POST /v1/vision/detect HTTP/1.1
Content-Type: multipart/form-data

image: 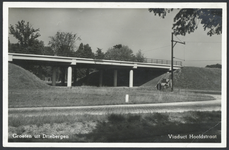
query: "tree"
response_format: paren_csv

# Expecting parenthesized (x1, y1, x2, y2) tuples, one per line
(149, 8, 222, 36)
(9, 20, 40, 47)
(104, 45, 135, 61)
(95, 48, 105, 59)
(83, 44, 94, 58)
(75, 43, 94, 58)
(75, 43, 84, 57)
(25, 40, 45, 54)
(9, 20, 44, 54)
(9, 20, 48, 79)
(206, 63, 221, 69)
(42, 46, 54, 55)
(113, 44, 123, 49)
(48, 32, 80, 56)
(134, 50, 145, 62)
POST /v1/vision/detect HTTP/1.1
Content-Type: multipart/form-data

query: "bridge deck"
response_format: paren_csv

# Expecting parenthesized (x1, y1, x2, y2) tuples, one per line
(8, 53, 181, 70)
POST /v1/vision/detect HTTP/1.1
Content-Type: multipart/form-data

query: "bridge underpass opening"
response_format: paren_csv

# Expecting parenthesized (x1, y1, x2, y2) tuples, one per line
(74, 67, 169, 88)
(50, 66, 135, 88)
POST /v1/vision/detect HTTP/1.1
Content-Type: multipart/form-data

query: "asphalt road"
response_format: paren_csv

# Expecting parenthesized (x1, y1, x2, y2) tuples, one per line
(9, 94, 221, 117)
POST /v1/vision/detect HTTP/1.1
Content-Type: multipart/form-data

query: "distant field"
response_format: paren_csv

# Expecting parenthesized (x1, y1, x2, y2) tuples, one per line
(9, 86, 215, 108)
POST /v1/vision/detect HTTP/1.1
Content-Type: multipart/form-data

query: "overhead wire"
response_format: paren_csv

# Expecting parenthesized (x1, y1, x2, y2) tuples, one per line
(144, 45, 170, 52)
(175, 35, 182, 42)
(186, 59, 221, 61)
(173, 34, 186, 63)
(185, 41, 221, 43)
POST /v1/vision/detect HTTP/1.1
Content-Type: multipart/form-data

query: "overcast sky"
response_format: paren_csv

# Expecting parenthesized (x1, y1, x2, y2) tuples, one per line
(8, 8, 222, 67)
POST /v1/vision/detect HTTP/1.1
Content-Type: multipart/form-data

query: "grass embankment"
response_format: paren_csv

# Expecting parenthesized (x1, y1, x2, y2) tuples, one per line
(9, 111, 221, 142)
(174, 67, 221, 90)
(142, 67, 221, 91)
(9, 86, 214, 108)
(8, 63, 48, 89)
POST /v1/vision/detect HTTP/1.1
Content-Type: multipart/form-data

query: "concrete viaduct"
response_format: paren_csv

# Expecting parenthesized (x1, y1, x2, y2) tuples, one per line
(8, 53, 182, 88)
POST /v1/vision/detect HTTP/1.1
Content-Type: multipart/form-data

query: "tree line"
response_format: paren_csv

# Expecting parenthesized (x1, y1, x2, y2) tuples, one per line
(9, 20, 145, 62)
(8, 20, 145, 82)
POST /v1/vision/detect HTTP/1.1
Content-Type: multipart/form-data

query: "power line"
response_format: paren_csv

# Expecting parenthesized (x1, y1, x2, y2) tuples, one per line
(185, 60, 221, 61)
(185, 41, 221, 43)
(175, 35, 182, 42)
(174, 57, 185, 61)
(144, 45, 170, 52)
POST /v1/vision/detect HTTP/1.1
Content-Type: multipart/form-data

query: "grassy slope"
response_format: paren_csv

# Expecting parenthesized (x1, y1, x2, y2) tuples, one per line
(174, 67, 221, 90)
(8, 63, 48, 89)
(142, 67, 221, 91)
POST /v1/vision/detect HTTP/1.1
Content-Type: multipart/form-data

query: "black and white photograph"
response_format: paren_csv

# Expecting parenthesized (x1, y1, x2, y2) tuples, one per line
(3, 2, 227, 148)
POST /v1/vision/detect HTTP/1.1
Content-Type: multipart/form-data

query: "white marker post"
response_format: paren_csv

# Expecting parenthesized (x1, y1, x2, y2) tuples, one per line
(125, 94, 129, 103)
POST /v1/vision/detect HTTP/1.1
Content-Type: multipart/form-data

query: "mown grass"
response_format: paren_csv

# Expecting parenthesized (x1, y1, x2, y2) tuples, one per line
(9, 86, 215, 108)
(8, 111, 221, 142)
(9, 114, 106, 127)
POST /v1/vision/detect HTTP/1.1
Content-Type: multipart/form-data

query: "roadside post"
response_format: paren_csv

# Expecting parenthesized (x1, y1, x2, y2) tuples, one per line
(125, 94, 129, 103)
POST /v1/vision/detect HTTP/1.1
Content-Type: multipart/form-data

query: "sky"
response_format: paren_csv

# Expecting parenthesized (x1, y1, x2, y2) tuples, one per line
(8, 8, 222, 67)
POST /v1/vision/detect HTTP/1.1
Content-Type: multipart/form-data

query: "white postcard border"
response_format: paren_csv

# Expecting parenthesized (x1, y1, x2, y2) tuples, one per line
(3, 2, 227, 148)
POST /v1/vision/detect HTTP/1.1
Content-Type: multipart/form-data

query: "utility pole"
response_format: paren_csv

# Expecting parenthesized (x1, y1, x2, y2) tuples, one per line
(171, 32, 185, 92)
(171, 33, 174, 92)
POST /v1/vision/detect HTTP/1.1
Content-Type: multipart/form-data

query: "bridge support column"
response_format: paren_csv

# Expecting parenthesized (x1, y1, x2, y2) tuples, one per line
(52, 66, 57, 86)
(99, 70, 103, 87)
(129, 69, 133, 87)
(114, 70, 117, 87)
(67, 66, 72, 87)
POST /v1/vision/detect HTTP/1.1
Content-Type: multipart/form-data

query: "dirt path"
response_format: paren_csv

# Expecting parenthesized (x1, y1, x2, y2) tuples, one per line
(9, 96, 221, 117)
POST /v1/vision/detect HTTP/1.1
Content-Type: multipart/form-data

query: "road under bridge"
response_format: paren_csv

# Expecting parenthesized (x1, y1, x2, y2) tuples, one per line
(8, 53, 182, 87)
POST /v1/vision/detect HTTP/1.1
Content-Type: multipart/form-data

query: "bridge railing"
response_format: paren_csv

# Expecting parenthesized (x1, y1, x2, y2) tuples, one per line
(9, 52, 182, 66)
(143, 58, 182, 66)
